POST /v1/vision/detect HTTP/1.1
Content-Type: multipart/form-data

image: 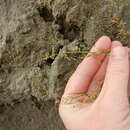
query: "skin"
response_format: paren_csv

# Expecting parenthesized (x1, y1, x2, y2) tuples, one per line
(59, 36, 130, 130)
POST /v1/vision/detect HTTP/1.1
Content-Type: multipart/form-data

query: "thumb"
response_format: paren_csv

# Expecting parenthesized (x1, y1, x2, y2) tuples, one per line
(98, 46, 129, 108)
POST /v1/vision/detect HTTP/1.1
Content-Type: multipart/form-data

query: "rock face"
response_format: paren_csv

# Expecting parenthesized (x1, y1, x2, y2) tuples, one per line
(0, 0, 130, 129)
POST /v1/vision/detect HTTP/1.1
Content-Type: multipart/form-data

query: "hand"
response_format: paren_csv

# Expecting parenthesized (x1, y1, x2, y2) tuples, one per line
(59, 36, 130, 130)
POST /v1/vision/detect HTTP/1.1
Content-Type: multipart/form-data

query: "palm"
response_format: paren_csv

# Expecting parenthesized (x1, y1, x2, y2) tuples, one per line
(59, 36, 130, 130)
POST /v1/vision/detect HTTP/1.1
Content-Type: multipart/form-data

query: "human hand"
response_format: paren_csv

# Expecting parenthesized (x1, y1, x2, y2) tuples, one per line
(59, 36, 130, 130)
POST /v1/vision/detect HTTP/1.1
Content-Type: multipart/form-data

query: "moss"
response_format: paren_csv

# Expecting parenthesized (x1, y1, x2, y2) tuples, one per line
(37, 87, 47, 96)
(43, 47, 58, 62)
(60, 47, 111, 62)
(105, 17, 130, 44)
(61, 87, 130, 106)
(61, 87, 102, 105)
(32, 85, 48, 100)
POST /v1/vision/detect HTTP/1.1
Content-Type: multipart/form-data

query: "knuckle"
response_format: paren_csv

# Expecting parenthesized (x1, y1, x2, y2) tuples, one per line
(108, 63, 127, 75)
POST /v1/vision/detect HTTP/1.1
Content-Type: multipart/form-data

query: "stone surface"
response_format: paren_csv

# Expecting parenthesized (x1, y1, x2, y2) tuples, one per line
(0, 100, 65, 130)
(0, 0, 130, 129)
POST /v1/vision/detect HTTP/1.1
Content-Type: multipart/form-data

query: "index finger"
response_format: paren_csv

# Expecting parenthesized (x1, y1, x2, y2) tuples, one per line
(64, 36, 112, 95)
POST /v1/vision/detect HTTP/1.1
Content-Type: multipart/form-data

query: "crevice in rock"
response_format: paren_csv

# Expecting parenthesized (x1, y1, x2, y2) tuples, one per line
(0, 104, 6, 114)
(46, 57, 54, 65)
(5, 34, 14, 44)
(45, 45, 63, 66)
(38, 6, 54, 22)
(55, 15, 66, 35)
(67, 24, 80, 41)
(31, 95, 41, 109)
(12, 99, 21, 104)
(55, 15, 80, 42)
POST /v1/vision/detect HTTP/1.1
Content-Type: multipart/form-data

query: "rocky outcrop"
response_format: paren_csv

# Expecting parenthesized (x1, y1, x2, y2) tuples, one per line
(0, 0, 130, 129)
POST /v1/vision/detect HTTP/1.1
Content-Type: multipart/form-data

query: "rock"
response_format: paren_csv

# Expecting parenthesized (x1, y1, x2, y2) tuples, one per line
(0, 100, 65, 130)
(0, 0, 130, 129)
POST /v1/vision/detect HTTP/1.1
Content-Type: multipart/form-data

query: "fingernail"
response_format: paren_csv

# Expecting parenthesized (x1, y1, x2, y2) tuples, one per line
(112, 46, 126, 59)
(95, 36, 110, 48)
